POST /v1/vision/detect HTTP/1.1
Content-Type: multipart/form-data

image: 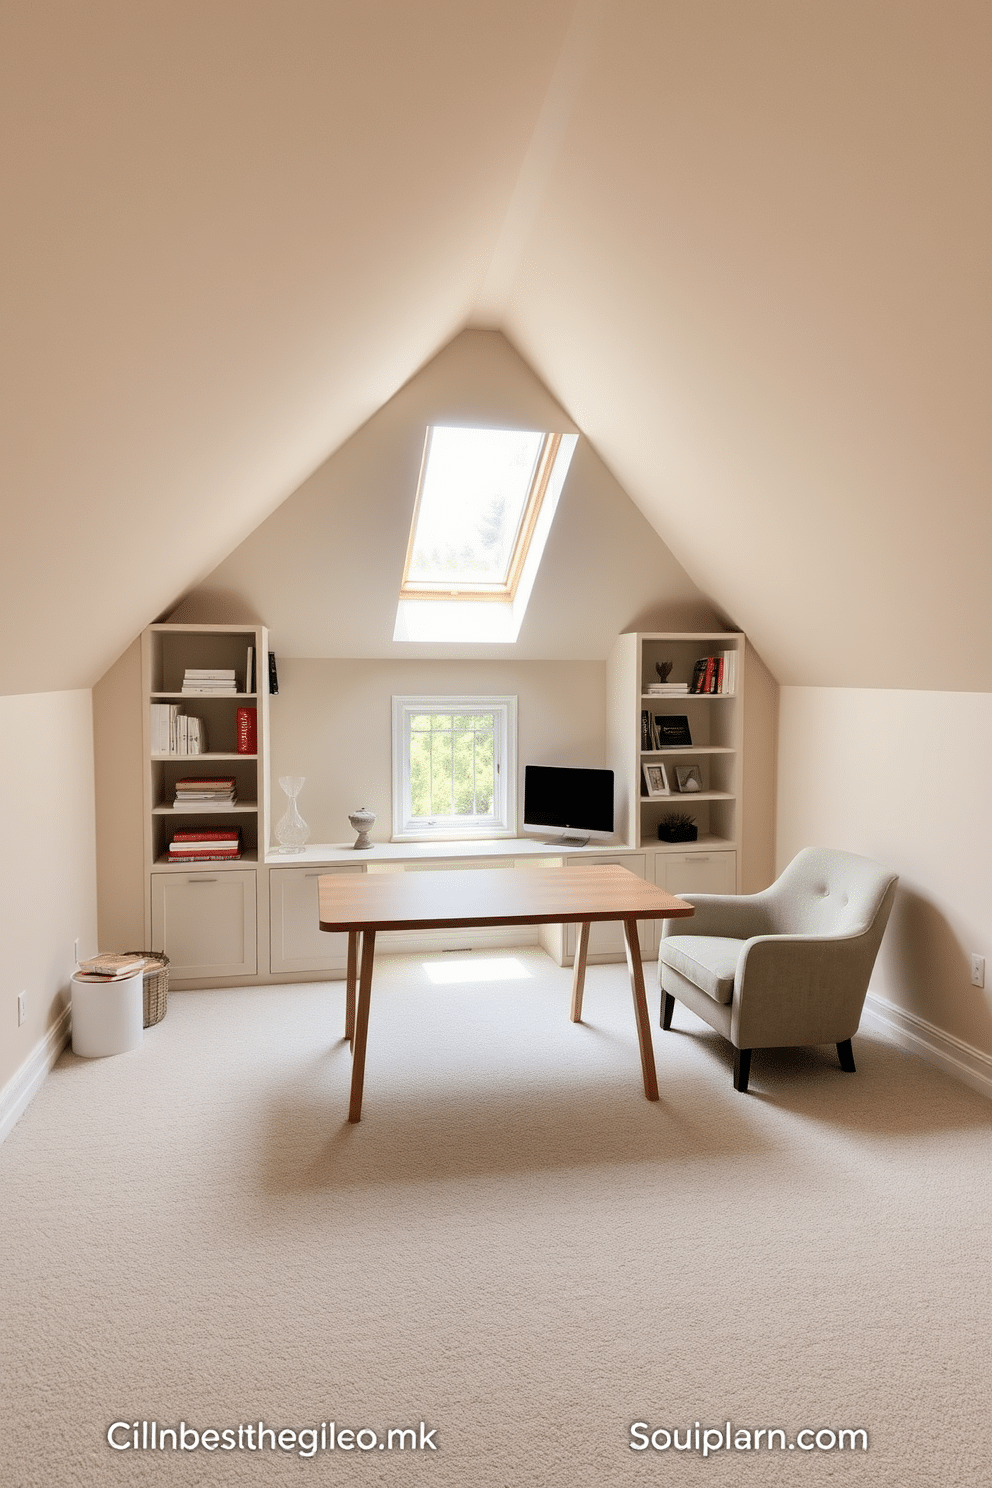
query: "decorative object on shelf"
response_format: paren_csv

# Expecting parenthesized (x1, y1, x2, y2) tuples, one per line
(675, 764, 703, 793)
(275, 776, 309, 852)
(348, 806, 376, 850)
(642, 763, 671, 798)
(658, 812, 698, 842)
(655, 661, 673, 683)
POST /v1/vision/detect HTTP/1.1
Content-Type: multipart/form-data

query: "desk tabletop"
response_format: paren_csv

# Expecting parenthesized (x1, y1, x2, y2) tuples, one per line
(318, 862, 694, 933)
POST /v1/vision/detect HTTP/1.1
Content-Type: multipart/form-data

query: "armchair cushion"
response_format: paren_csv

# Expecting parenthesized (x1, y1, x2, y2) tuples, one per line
(659, 935, 744, 1005)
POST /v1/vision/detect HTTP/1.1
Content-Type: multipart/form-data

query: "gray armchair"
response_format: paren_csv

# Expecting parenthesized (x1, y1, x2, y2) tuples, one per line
(658, 847, 898, 1092)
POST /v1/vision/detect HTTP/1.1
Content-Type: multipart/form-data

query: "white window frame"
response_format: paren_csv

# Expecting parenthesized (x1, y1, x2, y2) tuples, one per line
(391, 695, 517, 842)
(392, 430, 578, 644)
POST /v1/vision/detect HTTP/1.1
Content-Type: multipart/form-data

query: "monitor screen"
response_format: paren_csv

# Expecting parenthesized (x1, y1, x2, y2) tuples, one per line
(522, 765, 615, 845)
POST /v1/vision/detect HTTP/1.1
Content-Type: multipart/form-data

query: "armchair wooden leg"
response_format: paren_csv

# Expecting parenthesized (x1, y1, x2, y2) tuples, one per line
(733, 1048, 752, 1093)
(837, 1038, 856, 1073)
(661, 992, 675, 1030)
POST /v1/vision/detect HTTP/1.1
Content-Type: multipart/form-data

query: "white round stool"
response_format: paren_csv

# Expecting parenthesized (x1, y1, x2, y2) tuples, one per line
(71, 971, 144, 1057)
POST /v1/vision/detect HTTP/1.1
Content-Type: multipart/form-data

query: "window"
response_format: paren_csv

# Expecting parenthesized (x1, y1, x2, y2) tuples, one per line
(391, 695, 517, 840)
(393, 425, 577, 643)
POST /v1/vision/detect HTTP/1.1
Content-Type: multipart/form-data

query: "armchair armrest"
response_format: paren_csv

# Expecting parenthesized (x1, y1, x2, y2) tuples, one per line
(662, 891, 776, 942)
(732, 931, 880, 1049)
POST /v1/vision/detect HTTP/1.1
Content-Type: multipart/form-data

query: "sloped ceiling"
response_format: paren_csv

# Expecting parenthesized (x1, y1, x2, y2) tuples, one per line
(169, 329, 724, 655)
(3, 1, 990, 693)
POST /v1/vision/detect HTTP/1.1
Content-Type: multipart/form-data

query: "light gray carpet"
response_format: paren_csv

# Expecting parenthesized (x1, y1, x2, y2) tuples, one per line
(2, 947, 990, 1486)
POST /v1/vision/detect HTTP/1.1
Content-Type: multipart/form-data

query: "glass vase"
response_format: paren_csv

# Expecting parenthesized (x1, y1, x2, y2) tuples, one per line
(275, 776, 310, 853)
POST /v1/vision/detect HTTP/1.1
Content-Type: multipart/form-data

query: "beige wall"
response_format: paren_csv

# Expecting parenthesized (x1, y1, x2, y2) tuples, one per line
(777, 686, 992, 1059)
(740, 641, 778, 894)
(0, 691, 98, 1101)
(269, 657, 607, 847)
(93, 640, 145, 952)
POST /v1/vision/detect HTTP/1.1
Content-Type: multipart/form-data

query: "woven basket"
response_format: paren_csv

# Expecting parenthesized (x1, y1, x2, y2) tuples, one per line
(124, 952, 170, 1028)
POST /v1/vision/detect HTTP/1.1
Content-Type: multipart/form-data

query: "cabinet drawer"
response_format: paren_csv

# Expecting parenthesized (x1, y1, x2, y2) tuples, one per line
(151, 869, 257, 980)
(269, 864, 364, 974)
(654, 850, 737, 897)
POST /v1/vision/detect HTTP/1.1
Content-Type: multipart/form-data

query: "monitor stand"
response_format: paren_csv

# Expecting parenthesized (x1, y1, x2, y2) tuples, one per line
(552, 833, 591, 848)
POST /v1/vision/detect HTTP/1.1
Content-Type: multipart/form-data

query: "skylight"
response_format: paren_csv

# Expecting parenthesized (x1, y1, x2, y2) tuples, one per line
(394, 424, 577, 643)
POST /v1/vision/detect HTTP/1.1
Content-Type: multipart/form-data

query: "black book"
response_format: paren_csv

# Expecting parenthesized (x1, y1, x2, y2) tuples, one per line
(268, 652, 279, 696)
(641, 710, 652, 750)
(655, 714, 692, 748)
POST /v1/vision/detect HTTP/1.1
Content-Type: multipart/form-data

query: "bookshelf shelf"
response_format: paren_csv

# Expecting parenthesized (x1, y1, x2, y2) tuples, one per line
(151, 752, 257, 762)
(152, 802, 260, 814)
(638, 790, 733, 804)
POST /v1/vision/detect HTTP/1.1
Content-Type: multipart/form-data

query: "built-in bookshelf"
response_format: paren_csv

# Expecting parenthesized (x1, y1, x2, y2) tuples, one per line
(607, 632, 744, 879)
(141, 624, 270, 870)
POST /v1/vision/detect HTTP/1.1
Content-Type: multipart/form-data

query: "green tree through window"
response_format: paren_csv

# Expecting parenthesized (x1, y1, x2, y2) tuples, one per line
(392, 695, 516, 840)
(408, 714, 495, 819)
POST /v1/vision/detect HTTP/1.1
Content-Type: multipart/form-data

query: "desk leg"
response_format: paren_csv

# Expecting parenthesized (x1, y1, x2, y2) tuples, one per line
(570, 921, 591, 1022)
(345, 931, 359, 1045)
(348, 929, 376, 1123)
(623, 917, 659, 1102)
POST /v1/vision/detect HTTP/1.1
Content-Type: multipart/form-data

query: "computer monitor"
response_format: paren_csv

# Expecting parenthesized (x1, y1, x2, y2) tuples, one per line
(522, 764, 615, 846)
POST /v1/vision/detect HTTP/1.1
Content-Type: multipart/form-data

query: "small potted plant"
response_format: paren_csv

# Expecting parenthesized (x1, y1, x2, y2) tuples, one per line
(658, 811, 697, 843)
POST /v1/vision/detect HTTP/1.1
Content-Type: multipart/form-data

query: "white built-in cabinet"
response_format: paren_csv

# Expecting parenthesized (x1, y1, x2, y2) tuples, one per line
(654, 850, 737, 897)
(139, 624, 746, 984)
(269, 864, 362, 975)
(151, 870, 257, 980)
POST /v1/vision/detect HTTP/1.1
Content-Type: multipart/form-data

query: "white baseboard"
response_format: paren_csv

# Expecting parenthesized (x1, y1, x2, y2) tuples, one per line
(863, 992, 992, 1101)
(0, 1007, 72, 1147)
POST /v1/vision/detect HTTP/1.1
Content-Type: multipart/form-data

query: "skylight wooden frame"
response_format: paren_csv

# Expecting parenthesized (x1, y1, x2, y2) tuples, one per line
(399, 429, 563, 603)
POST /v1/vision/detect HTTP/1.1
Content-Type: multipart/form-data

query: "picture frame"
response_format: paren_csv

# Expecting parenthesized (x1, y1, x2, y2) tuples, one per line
(675, 764, 703, 794)
(642, 762, 670, 798)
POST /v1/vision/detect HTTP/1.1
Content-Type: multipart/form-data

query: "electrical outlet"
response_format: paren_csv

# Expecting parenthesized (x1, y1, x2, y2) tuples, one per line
(970, 954, 985, 989)
(17, 992, 26, 1026)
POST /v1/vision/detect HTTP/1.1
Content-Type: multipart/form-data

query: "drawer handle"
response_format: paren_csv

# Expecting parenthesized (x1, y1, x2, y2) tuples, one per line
(186, 876, 218, 883)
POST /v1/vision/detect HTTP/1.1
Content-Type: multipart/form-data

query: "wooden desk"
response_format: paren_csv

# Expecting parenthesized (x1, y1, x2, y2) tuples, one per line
(318, 863, 694, 1121)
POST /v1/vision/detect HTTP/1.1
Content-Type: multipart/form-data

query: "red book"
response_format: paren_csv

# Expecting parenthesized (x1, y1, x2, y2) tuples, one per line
(171, 830, 241, 842)
(237, 707, 257, 754)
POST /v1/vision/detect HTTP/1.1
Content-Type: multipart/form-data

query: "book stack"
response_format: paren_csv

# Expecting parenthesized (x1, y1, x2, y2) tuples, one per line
(168, 829, 242, 863)
(173, 776, 237, 808)
(75, 952, 147, 983)
(181, 667, 238, 696)
(645, 680, 689, 696)
(689, 651, 737, 694)
(150, 704, 205, 754)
